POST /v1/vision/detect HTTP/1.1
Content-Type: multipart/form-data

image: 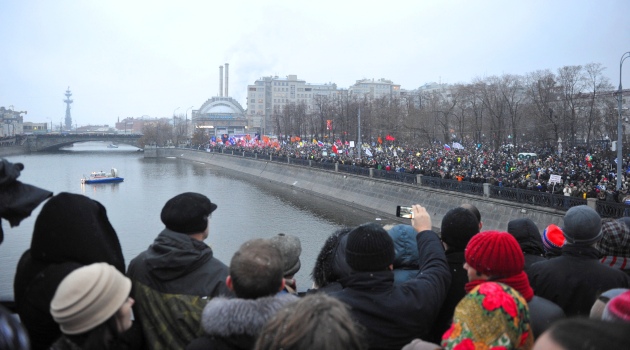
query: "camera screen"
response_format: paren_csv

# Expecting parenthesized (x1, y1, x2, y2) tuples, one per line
(396, 206, 413, 218)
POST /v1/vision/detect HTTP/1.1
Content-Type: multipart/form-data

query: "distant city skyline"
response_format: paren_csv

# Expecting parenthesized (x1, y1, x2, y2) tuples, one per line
(1, 0, 629, 126)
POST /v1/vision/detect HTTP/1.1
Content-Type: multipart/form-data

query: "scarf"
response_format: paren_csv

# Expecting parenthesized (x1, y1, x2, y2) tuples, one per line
(600, 256, 630, 271)
(465, 271, 534, 301)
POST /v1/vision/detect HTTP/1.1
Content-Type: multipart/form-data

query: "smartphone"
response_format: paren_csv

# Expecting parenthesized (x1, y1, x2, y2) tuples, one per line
(396, 205, 413, 218)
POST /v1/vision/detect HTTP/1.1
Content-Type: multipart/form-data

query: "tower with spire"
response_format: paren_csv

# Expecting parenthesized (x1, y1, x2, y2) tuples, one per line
(64, 87, 73, 130)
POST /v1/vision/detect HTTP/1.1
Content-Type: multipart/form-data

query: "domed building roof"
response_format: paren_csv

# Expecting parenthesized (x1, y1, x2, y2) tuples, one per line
(197, 97, 245, 118)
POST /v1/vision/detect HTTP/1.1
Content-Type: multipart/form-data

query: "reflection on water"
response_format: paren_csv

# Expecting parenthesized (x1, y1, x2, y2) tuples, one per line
(0, 142, 401, 299)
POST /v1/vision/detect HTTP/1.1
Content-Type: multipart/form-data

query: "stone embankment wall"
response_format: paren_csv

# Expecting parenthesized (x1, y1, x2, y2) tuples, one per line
(147, 148, 567, 232)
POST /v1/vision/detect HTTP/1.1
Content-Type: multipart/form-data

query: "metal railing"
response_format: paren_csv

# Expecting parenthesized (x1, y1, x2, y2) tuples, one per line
(372, 169, 417, 184)
(489, 186, 587, 210)
(420, 176, 485, 196)
(596, 200, 629, 218)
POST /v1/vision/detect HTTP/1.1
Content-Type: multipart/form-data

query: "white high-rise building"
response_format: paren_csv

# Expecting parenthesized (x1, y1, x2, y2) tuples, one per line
(348, 78, 401, 99)
(247, 75, 337, 136)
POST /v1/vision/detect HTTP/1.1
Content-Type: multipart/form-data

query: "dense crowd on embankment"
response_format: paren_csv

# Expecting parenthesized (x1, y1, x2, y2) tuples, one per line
(207, 138, 630, 205)
(2, 156, 630, 350)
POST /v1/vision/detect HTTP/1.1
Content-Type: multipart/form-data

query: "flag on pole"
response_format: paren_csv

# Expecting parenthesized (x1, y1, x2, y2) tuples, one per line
(444, 144, 451, 150)
(365, 148, 373, 157)
(452, 142, 464, 150)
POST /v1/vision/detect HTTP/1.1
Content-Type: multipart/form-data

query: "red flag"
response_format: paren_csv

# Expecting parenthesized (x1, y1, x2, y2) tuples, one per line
(332, 145, 338, 154)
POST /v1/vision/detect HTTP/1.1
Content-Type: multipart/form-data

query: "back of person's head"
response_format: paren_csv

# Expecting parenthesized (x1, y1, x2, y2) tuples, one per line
(311, 227, 353, 288)
(345, 223, 394, 272)
(30, 192, 125, 272)
(229, 239, 284, 299)
(465, 231, 524, 278)
(255, 293, 366, 350)
(50, 263, 132, 349)
(268, 233, 302, 278)
(602, 290, 630, 323)
(534, 318, 630, 350)
(442, 282, 533, 350)
(460, 203, 481, 224)
(440, 207, 479, 251)
(0, 305, 30, 350)
(160, 192, 217, 234)
(596, 219, 630, 258)
(590, 288, 630, 320)
(562, 205, 602, 246)
(542, 224, 565, 257)
(506, 218, 545, 256)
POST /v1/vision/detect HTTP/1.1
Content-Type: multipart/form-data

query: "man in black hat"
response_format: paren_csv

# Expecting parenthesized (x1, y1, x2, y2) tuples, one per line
(329, 205, 450, 350)
(127, 192, 231, 350)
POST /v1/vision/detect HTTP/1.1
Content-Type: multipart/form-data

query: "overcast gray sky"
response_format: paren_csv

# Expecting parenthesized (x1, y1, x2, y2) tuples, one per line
(2, 0, 629, 127)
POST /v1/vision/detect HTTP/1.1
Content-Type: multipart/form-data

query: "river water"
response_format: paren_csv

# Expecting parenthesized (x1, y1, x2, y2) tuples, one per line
(0, 142, 403, 299)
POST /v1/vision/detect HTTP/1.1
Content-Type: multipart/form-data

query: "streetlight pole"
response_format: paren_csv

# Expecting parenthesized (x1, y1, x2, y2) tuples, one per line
(173, 107, 180, 146)
(185, 106, 193, 140)
(616, 52, 630, 190)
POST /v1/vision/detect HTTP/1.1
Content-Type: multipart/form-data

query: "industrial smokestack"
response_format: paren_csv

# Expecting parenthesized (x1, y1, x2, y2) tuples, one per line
(225, 63, 229, 97)
(219, 66, 224, 97)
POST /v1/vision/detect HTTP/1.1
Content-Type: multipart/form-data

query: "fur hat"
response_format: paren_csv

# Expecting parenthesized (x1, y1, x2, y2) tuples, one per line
(346, 223, 395, 272)
(465, 231, 524, 277)
(50, 263, 131, 335)
(269, 233, 302, 277)
(160, 192, 217, 234)
(562, 205, 602, 245)
(542, 224, 565, 255)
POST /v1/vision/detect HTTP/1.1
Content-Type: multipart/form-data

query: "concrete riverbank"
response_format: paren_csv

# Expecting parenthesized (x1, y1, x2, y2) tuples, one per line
(146, 148, 566, 232)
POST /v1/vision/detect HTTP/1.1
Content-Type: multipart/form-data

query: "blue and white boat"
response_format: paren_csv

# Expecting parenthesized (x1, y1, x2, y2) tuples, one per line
(81, 168, 124, 184)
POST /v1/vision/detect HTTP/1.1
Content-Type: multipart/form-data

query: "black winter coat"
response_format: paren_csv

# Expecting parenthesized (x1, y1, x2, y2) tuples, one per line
(13, 193, 126, 350)
(528, 244, 630, 317)
(127, 229, 231, 350)
(330, 230, 450, 350)
(428, 250, 468, 344)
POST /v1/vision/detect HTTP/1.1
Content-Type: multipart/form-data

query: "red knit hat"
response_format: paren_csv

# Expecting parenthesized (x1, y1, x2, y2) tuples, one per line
(465, 231, 524, 277)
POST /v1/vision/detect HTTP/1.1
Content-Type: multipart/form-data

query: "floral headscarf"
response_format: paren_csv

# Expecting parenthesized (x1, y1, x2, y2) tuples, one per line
(442, 282, 534, 350)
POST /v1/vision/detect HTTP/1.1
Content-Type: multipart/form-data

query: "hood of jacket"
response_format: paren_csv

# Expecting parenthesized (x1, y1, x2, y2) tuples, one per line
(29, 192, 125, 272)
(200, 294, 298, 337)
(144, 228, 215, 281)
(388, 224, 420, 269)
(507, 218, 545, 257)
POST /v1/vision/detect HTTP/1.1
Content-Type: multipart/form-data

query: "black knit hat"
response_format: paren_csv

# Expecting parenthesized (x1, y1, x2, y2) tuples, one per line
(345, 223, 395, 271)
(160, 192, 217, 234)
(440, 207, 479, 250)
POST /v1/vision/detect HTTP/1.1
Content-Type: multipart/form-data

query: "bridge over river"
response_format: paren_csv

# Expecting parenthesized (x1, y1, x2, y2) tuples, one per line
(23, 133, 143, 151)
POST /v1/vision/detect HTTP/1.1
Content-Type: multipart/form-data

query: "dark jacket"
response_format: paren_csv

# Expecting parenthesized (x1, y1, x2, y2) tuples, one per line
(330, 230, 450, 350)
(186, 294, 298, 350)
(507, 218, 547, 270)
(127, 229, 231, 350)
(428, 250, 468, 343)
(528, 296, 565, 339)
(13, 193, 126, 350)
(528, 244, 630, 317)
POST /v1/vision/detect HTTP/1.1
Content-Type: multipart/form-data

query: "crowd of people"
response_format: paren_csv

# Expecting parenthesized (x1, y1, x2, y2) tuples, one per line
(2, 157, 630, 350)
(209, 138, 630, 204)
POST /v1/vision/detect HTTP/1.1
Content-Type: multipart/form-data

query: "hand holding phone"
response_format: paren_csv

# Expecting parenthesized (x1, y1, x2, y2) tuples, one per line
(396, 205, 413, 218)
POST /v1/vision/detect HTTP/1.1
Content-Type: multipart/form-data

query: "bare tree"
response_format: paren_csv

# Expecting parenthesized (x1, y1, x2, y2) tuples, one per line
(557, 65, 584, 145)
(582, 63, 614, 146)
(525, 70, 559, 145)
